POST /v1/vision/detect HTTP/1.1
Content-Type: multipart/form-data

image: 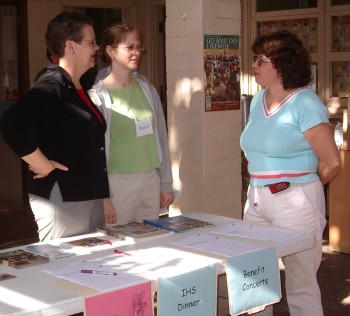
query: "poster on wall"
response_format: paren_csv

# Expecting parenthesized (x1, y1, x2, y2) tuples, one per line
(204, 34, 240, 112)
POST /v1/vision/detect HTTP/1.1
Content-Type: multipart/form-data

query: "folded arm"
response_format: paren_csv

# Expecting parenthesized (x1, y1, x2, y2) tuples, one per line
(304, 123, 340, 185)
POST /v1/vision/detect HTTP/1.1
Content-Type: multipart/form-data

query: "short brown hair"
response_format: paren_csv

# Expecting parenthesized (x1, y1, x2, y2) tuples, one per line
(46, 12, 94, 58)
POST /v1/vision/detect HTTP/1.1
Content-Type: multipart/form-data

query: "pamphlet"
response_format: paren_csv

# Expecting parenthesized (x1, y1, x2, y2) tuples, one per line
(66, 237, 117, 248)
(97, 221, 174, 241)
(143, 215, 215, 233)
(25, 244, 75, 259)
(0, 249, 49, 269)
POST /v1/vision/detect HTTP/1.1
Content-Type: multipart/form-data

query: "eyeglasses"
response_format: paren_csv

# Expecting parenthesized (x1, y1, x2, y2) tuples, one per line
(82, 39, 98, 47)
(117, 44, 145, 53)
(253, 55, 272, 67)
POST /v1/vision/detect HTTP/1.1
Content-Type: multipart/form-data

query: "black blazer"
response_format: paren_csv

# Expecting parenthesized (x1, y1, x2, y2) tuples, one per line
(0, 65, 109, 201)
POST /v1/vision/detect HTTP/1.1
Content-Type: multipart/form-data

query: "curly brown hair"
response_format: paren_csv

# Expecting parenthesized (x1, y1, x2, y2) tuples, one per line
(251, 30, 312, 89)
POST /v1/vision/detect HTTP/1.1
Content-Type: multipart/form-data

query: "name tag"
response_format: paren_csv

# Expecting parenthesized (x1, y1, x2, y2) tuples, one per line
(136, 119, 153, 137)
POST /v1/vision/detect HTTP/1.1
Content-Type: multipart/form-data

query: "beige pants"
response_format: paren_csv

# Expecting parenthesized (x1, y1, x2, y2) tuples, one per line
(108, 169, 160, 224)
(244, 180, 326, 316)
(29, 183, 104, 241)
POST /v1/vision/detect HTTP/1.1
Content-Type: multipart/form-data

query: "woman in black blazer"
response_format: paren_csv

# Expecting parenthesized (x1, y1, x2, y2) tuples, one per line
(0, 12, 110, 241)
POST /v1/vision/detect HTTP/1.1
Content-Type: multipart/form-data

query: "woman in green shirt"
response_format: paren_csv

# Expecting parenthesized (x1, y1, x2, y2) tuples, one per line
(89, 23, 174, 225)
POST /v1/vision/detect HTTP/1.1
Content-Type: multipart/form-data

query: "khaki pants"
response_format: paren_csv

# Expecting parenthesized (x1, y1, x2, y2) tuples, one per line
(108, 169, 160, 225)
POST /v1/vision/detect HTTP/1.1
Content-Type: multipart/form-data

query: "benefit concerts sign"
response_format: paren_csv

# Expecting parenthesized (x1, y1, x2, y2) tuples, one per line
(204, 35, 240, 112)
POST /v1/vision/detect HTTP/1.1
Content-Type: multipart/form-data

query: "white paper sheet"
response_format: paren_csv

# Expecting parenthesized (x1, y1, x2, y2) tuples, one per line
(45, 257, 147, 292)
(209, 223, 304, 243)
(169, 233, 264, 257)
(45, 248, 220, 289)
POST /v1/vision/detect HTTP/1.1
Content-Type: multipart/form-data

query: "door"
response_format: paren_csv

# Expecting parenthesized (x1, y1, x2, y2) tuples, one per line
(0, 0, 29, 208)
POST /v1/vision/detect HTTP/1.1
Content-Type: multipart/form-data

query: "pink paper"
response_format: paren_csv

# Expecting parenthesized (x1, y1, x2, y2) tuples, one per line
(85, 281, 153, 316)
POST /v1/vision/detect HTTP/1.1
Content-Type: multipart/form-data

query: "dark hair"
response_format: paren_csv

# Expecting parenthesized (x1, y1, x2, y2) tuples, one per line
(251, 30, 312, 89)
(45, 12, 94, 57)
(99, 23, 143, 65)
(45, 48, 52, 61)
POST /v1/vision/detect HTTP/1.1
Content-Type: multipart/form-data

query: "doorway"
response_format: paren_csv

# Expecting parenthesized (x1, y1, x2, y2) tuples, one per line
(0, 0, 29, 209)
(0, 1, 38, 249)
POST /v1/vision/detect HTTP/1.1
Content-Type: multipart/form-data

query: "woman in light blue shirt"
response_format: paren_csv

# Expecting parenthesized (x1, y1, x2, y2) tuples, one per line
(240, 31, 340, 316)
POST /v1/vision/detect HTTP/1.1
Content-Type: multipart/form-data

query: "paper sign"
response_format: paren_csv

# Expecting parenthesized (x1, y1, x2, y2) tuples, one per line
(158, 264, 217, 316)
(226, 247, 281, 315)
(85, 281, 153, 316)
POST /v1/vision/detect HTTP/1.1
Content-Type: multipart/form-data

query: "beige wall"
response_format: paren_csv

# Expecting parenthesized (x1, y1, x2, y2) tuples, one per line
(25, 0, 243, 219)
(166, 0, 243, 219)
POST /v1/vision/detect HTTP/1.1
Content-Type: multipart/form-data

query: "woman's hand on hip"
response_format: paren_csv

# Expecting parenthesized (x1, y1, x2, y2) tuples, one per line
(22, 148, 68, 179)
(30, 160, 69, 179)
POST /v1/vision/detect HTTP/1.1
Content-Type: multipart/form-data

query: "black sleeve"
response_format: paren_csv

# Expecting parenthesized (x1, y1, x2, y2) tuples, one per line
(0, 80, 60, 158)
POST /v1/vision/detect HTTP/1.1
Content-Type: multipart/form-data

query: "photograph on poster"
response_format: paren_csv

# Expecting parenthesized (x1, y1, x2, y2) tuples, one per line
(204, 34, 240, 112)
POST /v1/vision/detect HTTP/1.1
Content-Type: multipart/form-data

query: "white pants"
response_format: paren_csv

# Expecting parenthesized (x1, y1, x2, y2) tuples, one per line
(108, 169, 160, 225)
(29, 183, 104, 241)
(244, 180, 326, 316)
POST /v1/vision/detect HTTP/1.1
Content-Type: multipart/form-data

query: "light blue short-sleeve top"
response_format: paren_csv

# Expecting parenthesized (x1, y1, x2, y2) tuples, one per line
(240, 87, 329, 186)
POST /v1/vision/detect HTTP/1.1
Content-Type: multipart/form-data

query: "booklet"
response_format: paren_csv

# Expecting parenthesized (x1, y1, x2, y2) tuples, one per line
(0, 273, 17, 281)
(97, 221, 174, 241)
(0, 249, 49, 269)
(66, 236, 117, 248)
(143, 215, 215, 233)
(25, 244, 76, 260)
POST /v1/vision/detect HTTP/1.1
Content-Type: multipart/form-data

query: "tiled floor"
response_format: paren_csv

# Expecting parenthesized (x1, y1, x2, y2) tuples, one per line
(317, 244, 350, 315)
(274, 233, 350, 315)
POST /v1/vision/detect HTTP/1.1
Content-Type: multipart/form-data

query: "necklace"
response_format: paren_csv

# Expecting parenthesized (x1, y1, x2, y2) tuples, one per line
(114, 78, 132, 88)
(114, 80, 150, 122)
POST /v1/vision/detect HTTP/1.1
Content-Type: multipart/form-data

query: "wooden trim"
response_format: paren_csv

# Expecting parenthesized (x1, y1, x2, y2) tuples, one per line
(326, 0, 350, 12)
(251, 6, 321, 19)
